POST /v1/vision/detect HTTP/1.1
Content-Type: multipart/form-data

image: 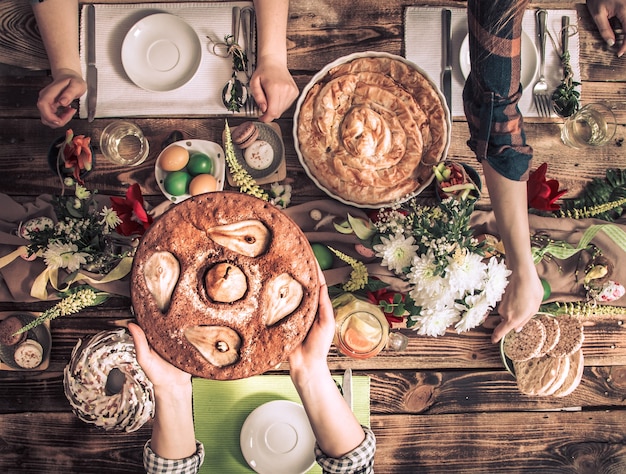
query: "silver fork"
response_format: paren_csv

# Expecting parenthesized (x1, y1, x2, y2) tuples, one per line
(533, 9, 551, 117)
(241, 7, 258, 116)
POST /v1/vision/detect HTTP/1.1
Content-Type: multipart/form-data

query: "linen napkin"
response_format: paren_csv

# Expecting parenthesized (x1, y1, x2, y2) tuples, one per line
(192, 374, 371, 474)
(404, 7, 581, 118)
(78, 1, 252, 119)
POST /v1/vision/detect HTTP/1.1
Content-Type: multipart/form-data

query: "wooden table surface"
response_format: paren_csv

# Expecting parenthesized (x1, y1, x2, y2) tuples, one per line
(1, 0, 626, 472)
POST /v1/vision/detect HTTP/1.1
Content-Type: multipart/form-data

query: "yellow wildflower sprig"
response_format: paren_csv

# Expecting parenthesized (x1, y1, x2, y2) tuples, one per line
(557, 198, 626, 219)
(540, 301, 620, 318)
(328, 246, 368, 291)
(14, 286, 108, 335)
(224, 121, 268, 201)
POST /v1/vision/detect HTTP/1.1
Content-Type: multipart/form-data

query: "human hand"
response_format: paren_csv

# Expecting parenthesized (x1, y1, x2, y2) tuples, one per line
(587, 0, 626, 57)
(288, 266, 335, 381)
(491, 268, 544, 343)
(249, 55, 299, 122)
(128, 322, 192, 393)
(37, 68, 86, 128)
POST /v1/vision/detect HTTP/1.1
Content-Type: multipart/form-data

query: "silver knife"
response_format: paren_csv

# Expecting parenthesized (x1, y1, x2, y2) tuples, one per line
(441, 8, 452, 111)
(86, 4, 97, 123)
(342, 368, 353, 411)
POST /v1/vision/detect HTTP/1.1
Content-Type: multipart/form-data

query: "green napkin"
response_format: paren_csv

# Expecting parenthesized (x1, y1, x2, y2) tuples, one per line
(192, 374, 370, 473)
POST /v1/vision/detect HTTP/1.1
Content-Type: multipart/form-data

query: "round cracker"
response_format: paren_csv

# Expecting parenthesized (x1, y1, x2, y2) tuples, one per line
(553, 349, 584, 397)
(541, 355, 570, 396)
(548, 316, 584, 358)
(514, 355, 560, 396)
(503, 318, 546, 362)
(535, 314, 561, 357)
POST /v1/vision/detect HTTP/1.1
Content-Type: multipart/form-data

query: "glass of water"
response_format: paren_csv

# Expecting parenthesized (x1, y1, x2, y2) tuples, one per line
(99, 121, 150, 166)
(561, 103, 617, 148)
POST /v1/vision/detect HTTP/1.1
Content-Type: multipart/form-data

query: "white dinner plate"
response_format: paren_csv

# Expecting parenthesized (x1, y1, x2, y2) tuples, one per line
(155, 139, 225, 203)
(121, 13, 202, 92)
(459, 30, 539, 91)
(240, 400, 316, 474)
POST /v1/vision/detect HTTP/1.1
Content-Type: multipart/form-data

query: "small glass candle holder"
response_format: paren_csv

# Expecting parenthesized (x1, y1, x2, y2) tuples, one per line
(99, 120, 150, 166)
(561, 103, 617, 148)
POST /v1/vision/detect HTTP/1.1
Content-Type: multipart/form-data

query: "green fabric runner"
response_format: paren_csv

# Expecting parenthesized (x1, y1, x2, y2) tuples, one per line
(192, 374, 370, 473)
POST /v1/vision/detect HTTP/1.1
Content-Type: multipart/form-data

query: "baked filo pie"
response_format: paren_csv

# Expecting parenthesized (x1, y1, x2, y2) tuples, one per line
(295, 52, 450, 208)
(131, 192, 320, 380)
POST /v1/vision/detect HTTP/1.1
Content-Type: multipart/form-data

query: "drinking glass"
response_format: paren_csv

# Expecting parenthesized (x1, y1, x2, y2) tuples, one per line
(99, 121, 150, 166)
(332, 294, 390, 359)
(561, 103, 617, 148)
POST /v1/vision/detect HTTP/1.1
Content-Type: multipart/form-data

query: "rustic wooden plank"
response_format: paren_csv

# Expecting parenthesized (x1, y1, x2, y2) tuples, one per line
(371, 410, 626, 473)
(0, 412, 147, 474)
(2, 410, 625, 473)
(1, 366, 625, 415)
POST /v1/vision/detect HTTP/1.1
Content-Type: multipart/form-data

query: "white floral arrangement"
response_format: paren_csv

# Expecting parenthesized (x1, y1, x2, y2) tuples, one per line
(339, 197, 510, 337)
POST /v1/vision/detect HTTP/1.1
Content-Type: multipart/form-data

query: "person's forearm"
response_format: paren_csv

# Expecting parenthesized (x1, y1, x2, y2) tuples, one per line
(150, 384, 197, 460)
(483, 162, 535, 274)
(291, 364, 365, 458)
(253, 0, 289, 65)
(32, 0, 82, 76)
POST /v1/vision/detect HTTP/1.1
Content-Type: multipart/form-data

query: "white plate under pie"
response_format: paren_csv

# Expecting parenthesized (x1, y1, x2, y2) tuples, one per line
(240, 400, 316, 474)
(459, 30, 539, 91)
(155, 139, 226, 203)
(121, 13, 202, 92)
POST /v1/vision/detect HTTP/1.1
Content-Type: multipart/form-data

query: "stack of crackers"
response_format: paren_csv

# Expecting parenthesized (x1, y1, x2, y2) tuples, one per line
(503, 314, 585, 397)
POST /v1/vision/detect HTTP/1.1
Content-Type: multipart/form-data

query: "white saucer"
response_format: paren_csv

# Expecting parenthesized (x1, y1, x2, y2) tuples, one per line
(459, 30, 539, 91)
(240, 400, 316, 474)
(155, 139, 225, 203)
(121, 13, 202, 92)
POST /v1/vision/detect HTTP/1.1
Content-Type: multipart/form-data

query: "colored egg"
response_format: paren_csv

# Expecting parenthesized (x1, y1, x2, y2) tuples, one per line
(189, 174, 218, 195)
(158, 145, 189, 171)
(164, 170, 192, 196)
(311, 243, 334, 270)
(187, 152, 214, 175)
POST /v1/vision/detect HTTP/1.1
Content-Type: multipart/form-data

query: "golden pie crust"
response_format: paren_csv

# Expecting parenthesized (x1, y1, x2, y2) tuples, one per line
(130, 192, 320, 380)
(296, 54, 449, 207)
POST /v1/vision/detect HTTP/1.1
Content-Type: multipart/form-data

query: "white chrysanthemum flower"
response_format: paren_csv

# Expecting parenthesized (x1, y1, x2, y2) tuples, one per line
(100, 206, 122, 231)
(482, 257, 511, 306)
(407, 251, 446, 298)
(74, 184, 91, 200)
(43, 242, 88, 272)
(454, 294, 490, 333)
(446, 250, 487, 299)
(410, 306, 460, 337)
(373, 232, 419, 274)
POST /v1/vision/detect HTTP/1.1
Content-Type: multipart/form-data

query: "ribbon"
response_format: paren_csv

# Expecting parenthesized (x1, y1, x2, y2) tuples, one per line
(29, 256, 133, 300)
(533, 223, 626, 264)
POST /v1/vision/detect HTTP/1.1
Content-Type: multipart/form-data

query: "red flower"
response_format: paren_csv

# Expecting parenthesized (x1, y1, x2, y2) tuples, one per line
(366, 288, 406, 324)
(61, 129, 92, 184)
(527, 163, 567, 211)
(110, 184, 153, 236)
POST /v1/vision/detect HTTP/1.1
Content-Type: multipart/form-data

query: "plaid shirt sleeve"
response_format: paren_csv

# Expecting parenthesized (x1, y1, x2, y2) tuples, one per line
(462, 0, 533, 181)
(315, 426, 376, 474)
(143, 440, 205, 474)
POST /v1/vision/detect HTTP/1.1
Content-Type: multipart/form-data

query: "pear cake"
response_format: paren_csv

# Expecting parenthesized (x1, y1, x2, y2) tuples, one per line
(295, 53, 449, 207)
(131, 192, 320, 380)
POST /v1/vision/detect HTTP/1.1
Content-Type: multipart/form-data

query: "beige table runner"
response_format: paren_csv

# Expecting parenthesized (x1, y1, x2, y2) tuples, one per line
(78, 1, 252, 119)
(405, 7, 581, 118)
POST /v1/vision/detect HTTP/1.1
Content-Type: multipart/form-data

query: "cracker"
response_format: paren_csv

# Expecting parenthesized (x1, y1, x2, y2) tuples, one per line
(503, 318, 546, 362)
(553, 349, 585, 397)
(548, 316, 584, 358)
(535, 314, 560, 357)
(541, 355, 571, 396)
(514, 355, 560, 396)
